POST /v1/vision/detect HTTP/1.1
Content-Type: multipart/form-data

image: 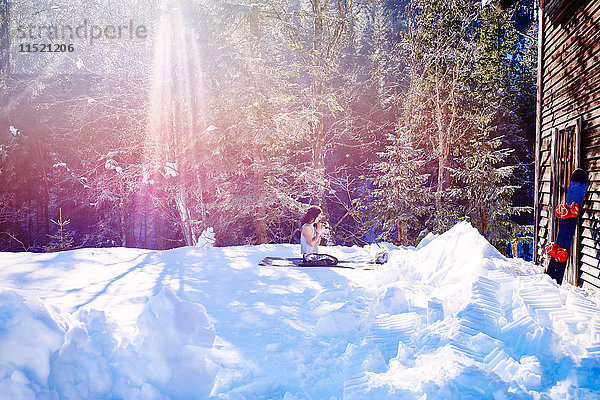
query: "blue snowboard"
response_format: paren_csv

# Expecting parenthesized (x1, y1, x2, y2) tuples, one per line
(546, 168, 589, 284)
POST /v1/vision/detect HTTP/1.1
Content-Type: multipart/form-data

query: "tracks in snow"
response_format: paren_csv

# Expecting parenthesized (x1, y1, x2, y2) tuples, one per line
(343, 313, 420, 399)
(342, 268, 600, 398)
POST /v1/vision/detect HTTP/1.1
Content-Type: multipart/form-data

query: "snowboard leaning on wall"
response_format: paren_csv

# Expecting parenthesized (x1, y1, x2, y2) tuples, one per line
(545, 168, 589, 285)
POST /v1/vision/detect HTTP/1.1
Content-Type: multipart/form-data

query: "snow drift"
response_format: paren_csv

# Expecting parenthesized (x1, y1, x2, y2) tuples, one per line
(0, 222, 599, 399)
(0, 288, 216, 400)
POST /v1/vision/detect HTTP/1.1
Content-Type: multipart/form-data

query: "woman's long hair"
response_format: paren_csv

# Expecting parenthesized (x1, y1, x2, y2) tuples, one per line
(301, 206, 322, 226)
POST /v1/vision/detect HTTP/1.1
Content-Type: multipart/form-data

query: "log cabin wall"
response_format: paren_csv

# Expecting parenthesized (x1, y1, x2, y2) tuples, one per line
(535, 0, 600, 291)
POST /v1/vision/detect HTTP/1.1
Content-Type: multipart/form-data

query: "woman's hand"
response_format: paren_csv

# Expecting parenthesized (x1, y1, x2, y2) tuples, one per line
(315, 222, 323, 235)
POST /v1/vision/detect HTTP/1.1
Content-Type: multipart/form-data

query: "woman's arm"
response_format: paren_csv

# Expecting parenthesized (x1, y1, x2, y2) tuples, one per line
(302, 224, 321, 247)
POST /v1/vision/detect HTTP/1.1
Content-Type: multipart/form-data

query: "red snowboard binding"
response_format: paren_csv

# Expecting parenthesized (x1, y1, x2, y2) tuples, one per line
(554, 202, 580, 219)
(544, 242, 569, 263)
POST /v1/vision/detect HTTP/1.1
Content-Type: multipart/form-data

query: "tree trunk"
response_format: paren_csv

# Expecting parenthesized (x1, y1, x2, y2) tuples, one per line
(174, 186, 194, 246)
(254, 145, 269, 244)
(312, 118, 327, 210)
(396, 220, 408, 246)
(143, 200, 148, 248)
(255, 210, 268, 244)
(125, 211, 136, 248)
(37, 140, 51, 239)
(480, 172, 487, 237)
(120, 203, 127, 246)
(434, 77, 447, 228)
(310, 0, 327, 211)
(436, 131, 446, 214)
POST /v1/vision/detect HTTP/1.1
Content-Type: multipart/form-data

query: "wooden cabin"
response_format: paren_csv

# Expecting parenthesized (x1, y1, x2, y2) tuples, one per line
(532, 0, 600, 291)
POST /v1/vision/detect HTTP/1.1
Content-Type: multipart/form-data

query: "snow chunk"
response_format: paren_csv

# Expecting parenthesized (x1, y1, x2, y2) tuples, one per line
(49, 310, 116, 399)
(376, 285, 409, 315)
(417, 221, 503, 282)
(515, 355, 542, 389)
(0, 370, 36, 400)
(105, 159, 122, 174)
(414, 221, 505, 314)
(164, 162, 178, 178)
(0, 287, 218, 399)
(427, 297, 444, 324)
(416, 231, 438, 249)
(116, 288, 217, 399)
(315, 307, 361, 337)
(0, 290, 65, 386)
(196, 227, 216, 247)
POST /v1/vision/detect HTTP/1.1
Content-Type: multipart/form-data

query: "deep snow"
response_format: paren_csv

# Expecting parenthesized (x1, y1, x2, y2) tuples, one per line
(1, 222, 600, 399)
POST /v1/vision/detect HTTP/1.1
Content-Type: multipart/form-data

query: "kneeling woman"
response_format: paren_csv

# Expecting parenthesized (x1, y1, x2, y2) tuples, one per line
(300, 206, 324, 255)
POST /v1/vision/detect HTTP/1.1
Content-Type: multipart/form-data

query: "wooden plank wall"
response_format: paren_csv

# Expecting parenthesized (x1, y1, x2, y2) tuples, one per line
(537, 0, 600, 291)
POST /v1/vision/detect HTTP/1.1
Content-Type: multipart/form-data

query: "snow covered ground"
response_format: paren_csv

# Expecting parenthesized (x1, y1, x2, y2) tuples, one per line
(1, 221, 600, 399)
